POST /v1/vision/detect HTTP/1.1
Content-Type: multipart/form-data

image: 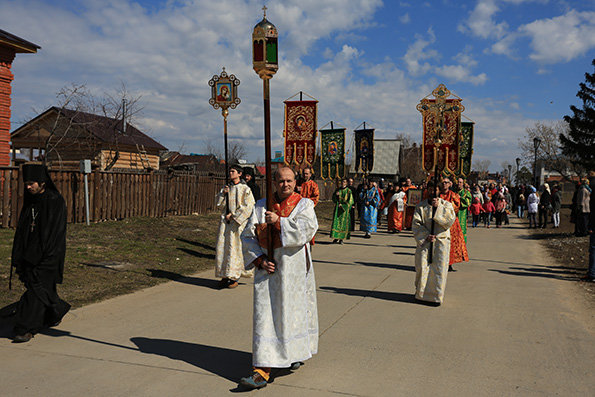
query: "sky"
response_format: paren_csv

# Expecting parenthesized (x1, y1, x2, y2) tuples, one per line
(2, 0, 594, 172)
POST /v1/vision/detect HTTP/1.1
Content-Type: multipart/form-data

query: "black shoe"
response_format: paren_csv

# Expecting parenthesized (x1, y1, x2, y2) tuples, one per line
(13, 333, 34, 343)
(364, 234, 371, 239)
(290, 362, 303, 371)
(448, 265, 457, 272)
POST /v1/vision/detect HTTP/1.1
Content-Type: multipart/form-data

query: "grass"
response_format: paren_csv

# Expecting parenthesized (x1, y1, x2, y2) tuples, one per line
(1, 201, 337, 310)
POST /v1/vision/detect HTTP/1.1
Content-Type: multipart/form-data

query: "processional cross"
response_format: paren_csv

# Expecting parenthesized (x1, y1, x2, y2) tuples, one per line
(416, 84, 464, 263)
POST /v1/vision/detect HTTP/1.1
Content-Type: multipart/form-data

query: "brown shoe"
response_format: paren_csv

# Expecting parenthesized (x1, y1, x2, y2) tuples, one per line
(227, 279, 239, 289)
(13, 333, 34, 343)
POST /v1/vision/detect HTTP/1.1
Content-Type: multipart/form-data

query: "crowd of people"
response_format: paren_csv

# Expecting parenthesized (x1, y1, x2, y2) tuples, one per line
(6, 161, 594, 391)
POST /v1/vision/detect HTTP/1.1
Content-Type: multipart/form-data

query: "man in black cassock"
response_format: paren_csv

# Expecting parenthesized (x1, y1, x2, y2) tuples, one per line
(10, 163, 70, 343)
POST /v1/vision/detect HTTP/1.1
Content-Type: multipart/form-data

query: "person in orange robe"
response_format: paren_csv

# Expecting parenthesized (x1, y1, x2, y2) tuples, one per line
(384, 182, 407, 233)
(297, 166, 319, 245)
(298, 167, 319, 206)
(402, 178, 417, 230)
(439, 177, 469, 272)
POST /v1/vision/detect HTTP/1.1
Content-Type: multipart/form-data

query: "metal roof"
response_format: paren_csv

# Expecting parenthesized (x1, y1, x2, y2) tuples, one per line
(350, 139, 401, 175)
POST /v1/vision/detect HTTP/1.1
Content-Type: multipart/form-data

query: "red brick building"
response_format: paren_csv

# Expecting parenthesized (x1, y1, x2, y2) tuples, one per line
(0, 29, 40, 166)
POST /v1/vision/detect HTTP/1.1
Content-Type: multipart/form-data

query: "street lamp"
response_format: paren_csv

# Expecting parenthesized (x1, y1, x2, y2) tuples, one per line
(515, 157, 521, 185)
(507, 164, 512, 185)
(533, 137, 542, 188)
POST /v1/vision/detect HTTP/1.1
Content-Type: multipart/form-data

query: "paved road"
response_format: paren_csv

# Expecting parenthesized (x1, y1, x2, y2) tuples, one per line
(1, 217, 594, 396)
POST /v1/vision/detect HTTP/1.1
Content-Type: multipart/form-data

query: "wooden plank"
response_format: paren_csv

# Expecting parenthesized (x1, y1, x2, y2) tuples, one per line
(2, 169, 10, 228)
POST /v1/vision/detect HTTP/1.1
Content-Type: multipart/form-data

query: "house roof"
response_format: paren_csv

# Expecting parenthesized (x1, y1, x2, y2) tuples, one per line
(161, 152, 219, 168)
(11, 106, 167, 151)
(0, 29, 40, 53)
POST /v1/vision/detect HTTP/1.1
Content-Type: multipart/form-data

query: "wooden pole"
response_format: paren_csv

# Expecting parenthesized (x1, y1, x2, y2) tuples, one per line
(263, 79, 275, 257)
(223, 108, 230, 220)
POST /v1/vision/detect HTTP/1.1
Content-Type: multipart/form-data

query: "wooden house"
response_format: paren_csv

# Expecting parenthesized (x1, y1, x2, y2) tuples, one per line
(11, 107, 167, 171)
(0, 29, 40, 166)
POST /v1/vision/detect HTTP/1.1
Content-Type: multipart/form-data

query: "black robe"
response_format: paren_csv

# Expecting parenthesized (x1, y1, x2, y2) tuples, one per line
(11, 188, 70, 335)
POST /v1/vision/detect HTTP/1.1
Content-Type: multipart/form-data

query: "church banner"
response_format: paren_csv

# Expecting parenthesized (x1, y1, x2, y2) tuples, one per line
(320, 127, 345, 180)
(283, 100, 317, 166)
(459, 121, 474, 177)
(354, 128, 374, 174)
(419, 98, 462, 174)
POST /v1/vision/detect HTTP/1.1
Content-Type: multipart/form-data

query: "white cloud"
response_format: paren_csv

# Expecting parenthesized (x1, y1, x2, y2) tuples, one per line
(458, 0, 509, 39)
(0, 0, 573, 169)
(400, 13, 410, 24)
(403, 28, 439, 76)
(521, 10, 595, 64)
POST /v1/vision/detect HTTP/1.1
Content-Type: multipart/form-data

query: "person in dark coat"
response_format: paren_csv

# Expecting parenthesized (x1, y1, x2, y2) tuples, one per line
(10, 163, 70, 343)
(243, 167, 261, 202)
(538, 183, 552, 228)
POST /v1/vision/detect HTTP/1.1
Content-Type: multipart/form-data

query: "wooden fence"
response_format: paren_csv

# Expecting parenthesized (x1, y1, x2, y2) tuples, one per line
(0, 167, 231, 228)
(0, 166, 349, 228)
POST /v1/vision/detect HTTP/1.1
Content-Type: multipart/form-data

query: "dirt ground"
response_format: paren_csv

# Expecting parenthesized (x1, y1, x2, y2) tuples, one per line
(513, 207, 595, 302)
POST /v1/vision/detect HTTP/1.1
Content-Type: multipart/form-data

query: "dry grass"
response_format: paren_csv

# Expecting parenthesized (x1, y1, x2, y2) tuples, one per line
(1, 201, 337, 310)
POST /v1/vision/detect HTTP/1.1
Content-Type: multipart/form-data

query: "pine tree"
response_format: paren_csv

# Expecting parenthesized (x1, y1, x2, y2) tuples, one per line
(560, 59, 595, 172)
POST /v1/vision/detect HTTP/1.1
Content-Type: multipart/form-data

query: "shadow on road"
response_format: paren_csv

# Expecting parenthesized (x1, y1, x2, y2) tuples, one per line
(146, 269, 222, 289)
(488, 263, 582, 281)
(353, 261, 415, 272)
(319, 286, 417, 303)
(34, 328, 250, 385)
(131, 337, 251, 383)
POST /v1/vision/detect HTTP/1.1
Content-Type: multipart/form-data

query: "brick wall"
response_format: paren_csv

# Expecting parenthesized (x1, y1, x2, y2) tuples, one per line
(0, 47, 16, 167)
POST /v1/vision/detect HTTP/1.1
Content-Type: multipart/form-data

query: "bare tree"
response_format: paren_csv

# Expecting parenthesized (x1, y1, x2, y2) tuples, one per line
(396, 133, 425, 182)
(229, 141, 247, 164)
(202, 138, 223, 161)
(518, 120, 585, 181)
(202, 138, 247, 165)
(22, 83, 143, 169)
(473, 159, 491, 179)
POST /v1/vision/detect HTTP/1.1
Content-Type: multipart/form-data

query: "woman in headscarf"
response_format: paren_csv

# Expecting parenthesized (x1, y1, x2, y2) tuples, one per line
(527, 186, 539, 229)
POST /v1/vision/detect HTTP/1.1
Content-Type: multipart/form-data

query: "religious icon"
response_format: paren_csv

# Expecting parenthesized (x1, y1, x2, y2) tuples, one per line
(295, 115, 306, 131)
(328, 141, 338, 155)
(407, 189, 422, 207)
(216, 83, 232, 102)
(360, 139, 368, 155)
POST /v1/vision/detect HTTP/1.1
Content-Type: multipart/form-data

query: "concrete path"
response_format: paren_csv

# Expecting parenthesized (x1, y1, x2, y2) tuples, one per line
(1, 217, 594, 396)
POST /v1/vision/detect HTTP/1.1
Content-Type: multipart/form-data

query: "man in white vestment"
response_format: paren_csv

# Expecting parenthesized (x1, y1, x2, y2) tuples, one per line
(239, 167, 319, 389)
(412, 181, 457, 305)
(215, 164, 255, 289)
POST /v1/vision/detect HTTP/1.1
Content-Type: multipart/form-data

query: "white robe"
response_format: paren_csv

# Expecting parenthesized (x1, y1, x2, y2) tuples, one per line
(412, 198, 457, 303)
(241, 197, 319, 368)
(215, 183, 255, 280)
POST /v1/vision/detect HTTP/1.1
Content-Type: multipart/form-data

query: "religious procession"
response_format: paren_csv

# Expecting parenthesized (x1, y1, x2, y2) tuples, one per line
(2, 6, 595, 396)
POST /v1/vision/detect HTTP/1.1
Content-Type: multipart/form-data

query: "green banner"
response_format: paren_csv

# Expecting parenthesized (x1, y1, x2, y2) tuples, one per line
(459, 121, 474, 177)
(320, 128, 345, 180)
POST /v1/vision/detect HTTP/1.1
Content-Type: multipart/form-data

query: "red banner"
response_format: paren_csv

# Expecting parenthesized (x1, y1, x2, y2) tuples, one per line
(284, 100, 317, 166)
(420, 98, 461, 173)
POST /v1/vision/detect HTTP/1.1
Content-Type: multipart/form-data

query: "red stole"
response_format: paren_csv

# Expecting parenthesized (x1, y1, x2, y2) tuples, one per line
(257, 193, 302, 249)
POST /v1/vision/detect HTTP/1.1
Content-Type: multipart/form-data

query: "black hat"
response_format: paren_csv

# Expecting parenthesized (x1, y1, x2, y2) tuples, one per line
(22, 163, 49, 183)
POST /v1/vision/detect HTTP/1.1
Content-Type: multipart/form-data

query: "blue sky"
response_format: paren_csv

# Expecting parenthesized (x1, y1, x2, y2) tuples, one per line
(2, 0, 594, 172)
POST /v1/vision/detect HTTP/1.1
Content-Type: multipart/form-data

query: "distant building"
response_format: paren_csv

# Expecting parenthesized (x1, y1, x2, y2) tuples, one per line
(161, 152, 223, 174)
(11, 107, 167, 171)
(0, 29, 40, 166)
